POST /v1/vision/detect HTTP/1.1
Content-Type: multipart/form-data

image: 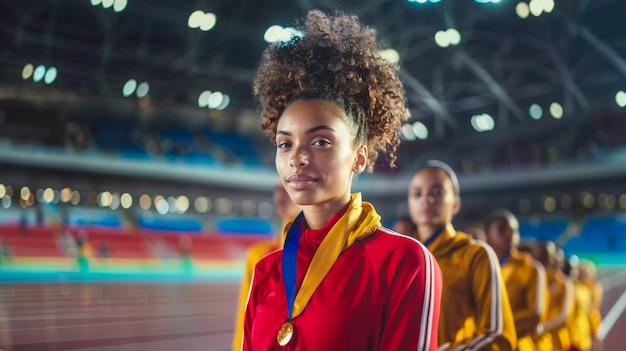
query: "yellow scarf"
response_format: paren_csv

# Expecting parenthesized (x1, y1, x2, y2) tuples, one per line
(281, 192, 381, 319)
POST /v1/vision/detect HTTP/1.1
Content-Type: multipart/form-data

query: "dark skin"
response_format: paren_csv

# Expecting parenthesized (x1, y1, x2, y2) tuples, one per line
(486, 216, 520, 260)
(532, 241, 556, 269)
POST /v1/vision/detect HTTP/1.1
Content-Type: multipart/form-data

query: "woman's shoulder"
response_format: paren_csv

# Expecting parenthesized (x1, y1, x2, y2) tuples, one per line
(362, 227, 433, 261)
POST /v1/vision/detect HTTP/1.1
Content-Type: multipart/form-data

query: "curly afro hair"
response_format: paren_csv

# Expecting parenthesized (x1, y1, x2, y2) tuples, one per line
(253, 9, 409, 171)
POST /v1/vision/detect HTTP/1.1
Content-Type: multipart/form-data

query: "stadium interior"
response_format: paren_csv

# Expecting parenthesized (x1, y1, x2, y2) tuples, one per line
(0, 0, 625, 350)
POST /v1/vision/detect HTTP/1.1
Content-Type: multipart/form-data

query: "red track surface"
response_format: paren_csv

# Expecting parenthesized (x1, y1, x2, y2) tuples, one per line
(0, 282, 238, 351)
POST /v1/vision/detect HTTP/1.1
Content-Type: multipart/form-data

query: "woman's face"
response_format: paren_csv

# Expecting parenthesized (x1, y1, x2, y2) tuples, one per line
(275, 99, 366, 212)
(486, 217, 519, 254)
(407, 168, 460, 230)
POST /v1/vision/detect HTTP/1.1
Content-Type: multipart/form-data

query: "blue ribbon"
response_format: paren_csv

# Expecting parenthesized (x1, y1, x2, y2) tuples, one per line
(499, 252, 510, 266)
(423, 225, 446, 248)
(282, 212, 304, 321)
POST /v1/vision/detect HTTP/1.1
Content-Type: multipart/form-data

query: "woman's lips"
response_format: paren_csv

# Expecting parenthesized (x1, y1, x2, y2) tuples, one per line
(287, 174, 317, 190)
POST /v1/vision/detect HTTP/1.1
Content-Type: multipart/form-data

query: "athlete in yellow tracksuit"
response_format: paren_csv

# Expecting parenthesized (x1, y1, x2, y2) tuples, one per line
(232, 182, 300, 351)
(408, 161, 517, 351)
(532, 242, 574, 351)
(579, 259, 603, 349)
(566, 257, 597, 351)
(486, 209, 546, 351)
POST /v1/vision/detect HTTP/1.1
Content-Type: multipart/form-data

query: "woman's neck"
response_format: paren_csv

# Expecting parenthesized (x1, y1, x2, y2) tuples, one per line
(416, 224, 446, 243)
(302, 195, 351, 230)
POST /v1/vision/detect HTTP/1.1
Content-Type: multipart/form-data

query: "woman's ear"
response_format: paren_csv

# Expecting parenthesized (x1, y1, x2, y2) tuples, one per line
(353, 145, 368, 174)
(453, 196, 462, 215)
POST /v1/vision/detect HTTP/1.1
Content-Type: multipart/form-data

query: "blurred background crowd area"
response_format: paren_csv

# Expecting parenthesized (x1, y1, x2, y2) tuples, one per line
(0, 0, 625, 271)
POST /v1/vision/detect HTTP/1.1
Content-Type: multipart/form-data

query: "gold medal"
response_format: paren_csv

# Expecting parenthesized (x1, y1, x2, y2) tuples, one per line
(277, 321, 294, 346)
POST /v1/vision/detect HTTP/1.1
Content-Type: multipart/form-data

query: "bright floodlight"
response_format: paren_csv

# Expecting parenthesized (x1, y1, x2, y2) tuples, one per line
(188, 10, 204, 29)
(447, 28, 461, 45)
(199, 12, 217, 31)
(113, 0, 127, 12)
(177, 196, 190, 213)
(401, 123, 416, 141)
(33, 65, 46, 82)
(90, 0, 102, 5)
(616, 90, 626, 108)
(412, 121, 429, 140)
(120, 193, 132, 209)
(434, 30, 449, 48)
(379, 48, 400, 64)
(44, 66, 57, 84)
(471, 113, 495, 132)
(529, 103, 543, 120)
(263, 25, 302, 43)
(22, 63, 34, 79)
(216, 94, 230, 110)
(122, 79, 137, 97)
(264, 25, 283, 43)
(529, 0, 543, 16)
(207, 91, 223, 109)
(102, 0, 114, 9)
(136, 81, 149, 98)
(198, 90, 211, 107)
(542, 0, 555, 13)
(516, 2, 530, 19)
(549, 102, 563, 119)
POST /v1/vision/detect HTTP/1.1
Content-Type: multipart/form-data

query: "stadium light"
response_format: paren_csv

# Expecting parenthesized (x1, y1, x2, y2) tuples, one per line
(379, 48, 400, 64)
(188, 10, 217, 31)
(113, 0, 127, 13)
(263, 25, 302, 43)
(401, 124, 416, 141)
(413, 121, 429, 140)
(136, 81, 149, 98)
(216, 94, 230, 110)
(22, 63, 34, 80)
(0, 184, 5, 198)
(529, 103, 542, 120)
(616, 90, 626, 107)
(102, 0, 114, 9)
(44, 67, 57, 84)
(33, 65, 46, 82)
(122, 79, 137, 97)
(516, 2, 530, 18)
(549, 102, 563, 118)
(198, 90, 211, 107)
(434, 28, 461, 48)
(471, 113, 495, 132)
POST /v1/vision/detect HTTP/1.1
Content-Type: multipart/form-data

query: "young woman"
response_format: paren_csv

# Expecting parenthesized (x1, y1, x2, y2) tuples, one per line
(486, 208, 546, 351)
(532, 241, 574, 351)
(241, 10, 442, 351)
(407, 160, 517, 351)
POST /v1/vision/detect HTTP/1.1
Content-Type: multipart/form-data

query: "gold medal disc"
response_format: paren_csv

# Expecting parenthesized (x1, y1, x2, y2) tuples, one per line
(277, 321, 294, 346)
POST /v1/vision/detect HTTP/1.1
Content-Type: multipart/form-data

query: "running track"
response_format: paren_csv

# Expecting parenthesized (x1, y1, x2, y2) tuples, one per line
(0, 270, 624, 351)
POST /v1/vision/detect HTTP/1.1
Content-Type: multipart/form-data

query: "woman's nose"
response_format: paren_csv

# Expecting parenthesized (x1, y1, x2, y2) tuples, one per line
(289, 146, 309, 168)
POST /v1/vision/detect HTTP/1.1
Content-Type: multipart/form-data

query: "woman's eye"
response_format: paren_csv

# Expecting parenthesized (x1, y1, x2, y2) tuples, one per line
(277, 141, 291, 149)
(313, 139, 330, 146)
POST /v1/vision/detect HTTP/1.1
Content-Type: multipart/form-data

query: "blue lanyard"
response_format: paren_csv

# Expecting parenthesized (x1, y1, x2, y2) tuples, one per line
(282, 212, 304, 321)
(423, 225, 446, 248)
(499, 252, 510, 266)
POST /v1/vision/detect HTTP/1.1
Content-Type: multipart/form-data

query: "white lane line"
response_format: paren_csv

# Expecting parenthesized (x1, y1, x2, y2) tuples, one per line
(597, 288, 626, 341)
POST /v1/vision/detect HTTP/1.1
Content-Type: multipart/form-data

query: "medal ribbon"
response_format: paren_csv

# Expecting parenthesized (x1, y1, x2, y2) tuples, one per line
(423, 225, 446, 248)
(281, 193, 381, 320)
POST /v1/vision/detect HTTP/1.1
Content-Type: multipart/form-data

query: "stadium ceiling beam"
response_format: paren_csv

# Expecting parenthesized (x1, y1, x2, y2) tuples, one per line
(454, 50, 525, 122)
(577, 25, 626, 77)
(517, 34, 590, 113)
(399, 69, 458, 130)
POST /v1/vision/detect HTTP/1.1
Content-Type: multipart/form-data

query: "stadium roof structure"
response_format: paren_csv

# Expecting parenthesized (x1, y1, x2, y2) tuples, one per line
(1, 0, 625, 136)
(1, 0, 626, 203)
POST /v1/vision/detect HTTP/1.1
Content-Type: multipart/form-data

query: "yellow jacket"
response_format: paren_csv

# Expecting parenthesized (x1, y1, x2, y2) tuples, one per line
(501, 249, 546, 351)
(232, 239, 280, 351)
(568, 279, 593, 350)
(536, 268, 574, 351)
(424, 225, 517, 351)
(585, 280, 603, 336)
